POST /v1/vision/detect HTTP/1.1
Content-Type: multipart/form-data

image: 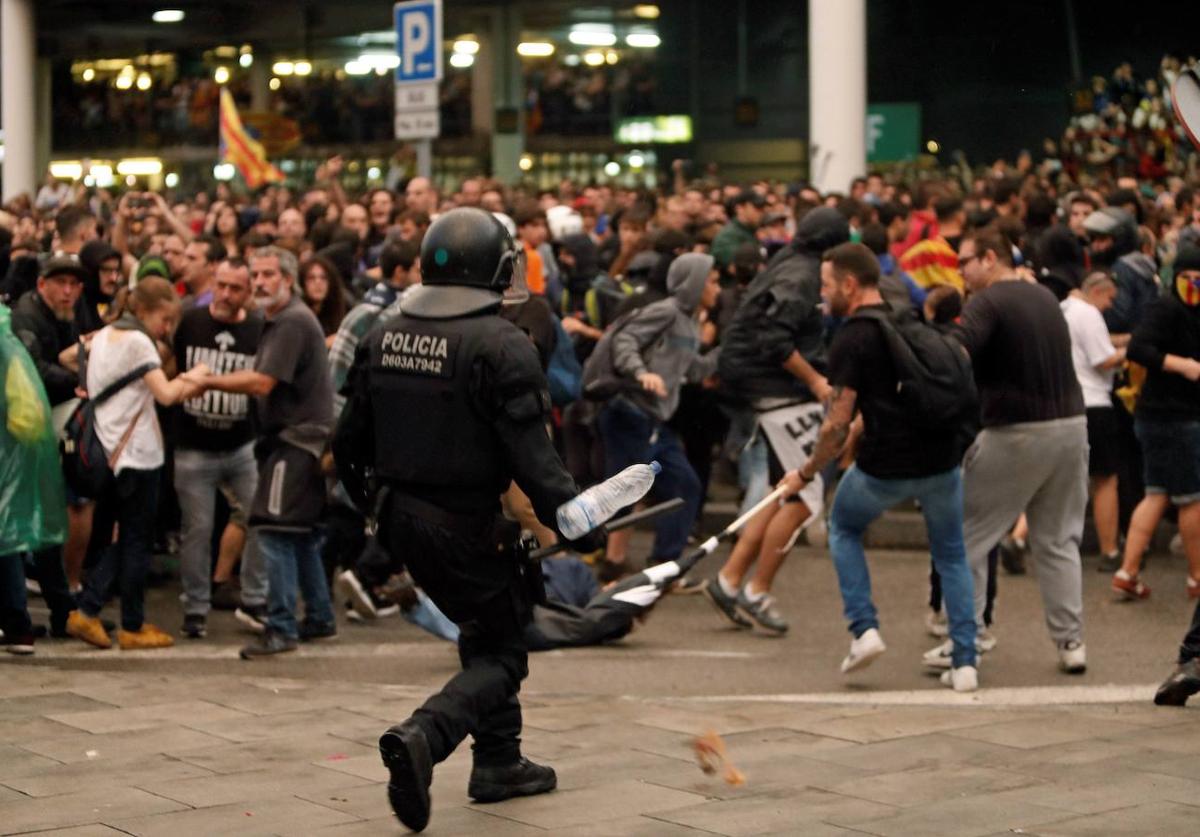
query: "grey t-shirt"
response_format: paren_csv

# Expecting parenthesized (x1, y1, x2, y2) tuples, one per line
(254, 294, 333, 437)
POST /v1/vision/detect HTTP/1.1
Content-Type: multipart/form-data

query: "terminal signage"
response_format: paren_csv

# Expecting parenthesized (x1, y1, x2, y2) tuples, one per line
(614, 115, 694, 145)
(867, 103, 921, 162)
(394, 0, 442, 140)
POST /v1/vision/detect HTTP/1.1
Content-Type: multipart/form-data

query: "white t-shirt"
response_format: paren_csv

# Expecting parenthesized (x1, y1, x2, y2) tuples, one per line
(86, 326, 163, 474)
(1060, 295, 1117, 409)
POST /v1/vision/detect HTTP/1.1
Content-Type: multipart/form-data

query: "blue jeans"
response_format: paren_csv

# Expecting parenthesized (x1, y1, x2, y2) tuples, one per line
(829, 465, 976, 668)
(257, 529, 335, 640)
(79, 468, 160, 632)
(596, 398, 701, 563)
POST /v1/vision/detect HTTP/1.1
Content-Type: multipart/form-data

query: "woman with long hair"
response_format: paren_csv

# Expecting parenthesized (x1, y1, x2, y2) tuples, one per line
(206, 201, 242, 259)
(299, 255, 347, 344)
(67, 277, 207, 651)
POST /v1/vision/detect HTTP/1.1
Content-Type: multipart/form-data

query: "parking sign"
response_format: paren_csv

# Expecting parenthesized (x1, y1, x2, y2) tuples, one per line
(394, 0, 442, 85)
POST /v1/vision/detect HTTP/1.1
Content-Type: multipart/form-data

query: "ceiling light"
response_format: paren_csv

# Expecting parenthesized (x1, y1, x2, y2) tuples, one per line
(604, 161, 620, 177)
(519, 154, 534, 171)
(213, 163, 236, 181)
(634, 5, 660, 19)
(569, 26, 617, 47)
(165, 172, 180, 188)
(294, 61, 312, 76)
(90, 164, 113, 187)
(628, 153, 645, 168)
(450, 53, 474, 68)
(344, 61, 369, 75)
(115, 74, 133, 90)
(239, 53, 253, 68)
(214, 66, 230, 84)
(453, 39, 480, 55)
(564, 54, 581, 66)
(81, 67, 95, 82)
(583, 52, 605, 67)
(359, 53, 400, 70)
(606, 51, 619, 64)
(152, 9, 185, 24)
(269, 77, 281, 90)
(517, 42, 555, 58)
(367, 166, 382, 180)
(49, 162, 83, 180)
(136, 72, 152, 90)
(272, 61, 294, 76)
(117, 158, 163, 176)
(626, 32, 660, 48)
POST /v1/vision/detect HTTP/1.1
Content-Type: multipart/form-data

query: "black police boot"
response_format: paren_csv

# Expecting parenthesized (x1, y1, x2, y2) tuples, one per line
(468, 757, 557, 803)
(1154, 658, 1200, 707)
(379, 721, 433, 832)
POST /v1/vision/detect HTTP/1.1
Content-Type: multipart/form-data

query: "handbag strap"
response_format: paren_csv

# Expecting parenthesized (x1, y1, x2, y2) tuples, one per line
(107, 402, 148, 470)
(91, 361, 158, 406)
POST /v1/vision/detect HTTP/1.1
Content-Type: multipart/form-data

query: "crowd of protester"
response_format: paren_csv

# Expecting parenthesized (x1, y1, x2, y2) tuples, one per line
(2, 121, 1200, 698)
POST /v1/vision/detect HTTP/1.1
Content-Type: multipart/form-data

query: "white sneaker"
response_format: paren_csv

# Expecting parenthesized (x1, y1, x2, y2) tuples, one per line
(940, 665, 979, 692)
(977, 628, 997, 652)
(924, 609, 948, 638)
(335, 570, 378, 620)
(1058, 640, 1087, 674)
(841, 628, 886, 674)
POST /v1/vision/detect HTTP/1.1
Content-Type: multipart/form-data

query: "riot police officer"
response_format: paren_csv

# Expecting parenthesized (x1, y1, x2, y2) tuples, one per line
(334, 208, 604, 833)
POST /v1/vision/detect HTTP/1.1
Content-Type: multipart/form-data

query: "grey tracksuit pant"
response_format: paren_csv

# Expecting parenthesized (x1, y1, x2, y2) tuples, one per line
(963, 417, 1088, 644)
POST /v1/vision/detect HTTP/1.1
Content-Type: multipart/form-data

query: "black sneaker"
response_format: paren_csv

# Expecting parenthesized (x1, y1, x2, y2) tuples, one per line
(234, 604, 268, 634)
(998, 537, 1027, 575)
(298, 621, 338, 642)
(736, 589, 789, 634)
(239, 630, 297, 659)
(1154, 658, 1200, 707)
(210, 579, 241, 611)
(703, 579, 752, 629)
(181, 614, 207, 640)
(1097, 551, 1122, 573)
(2, 633, 35, 655)
(379, 721, 433, 832)
(468, 757, 557, 804)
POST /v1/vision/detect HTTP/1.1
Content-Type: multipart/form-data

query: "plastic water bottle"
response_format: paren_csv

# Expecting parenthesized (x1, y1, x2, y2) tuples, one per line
(556, 462, 662, 540)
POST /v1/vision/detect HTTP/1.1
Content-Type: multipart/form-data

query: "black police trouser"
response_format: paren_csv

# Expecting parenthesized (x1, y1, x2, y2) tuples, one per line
(1180, 598, 1200, 665)
(379, 503, 530, 768)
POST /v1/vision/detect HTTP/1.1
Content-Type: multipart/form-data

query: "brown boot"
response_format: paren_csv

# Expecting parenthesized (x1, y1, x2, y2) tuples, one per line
(67, 611, 112, 649)
(118, 623, 175, 650)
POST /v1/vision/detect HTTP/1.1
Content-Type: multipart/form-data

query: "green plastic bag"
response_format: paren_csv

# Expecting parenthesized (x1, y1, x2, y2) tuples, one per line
(0, 304, 67, 554)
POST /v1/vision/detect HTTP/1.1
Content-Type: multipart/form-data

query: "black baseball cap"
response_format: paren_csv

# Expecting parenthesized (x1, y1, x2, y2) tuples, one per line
(39, 253, 89, 282)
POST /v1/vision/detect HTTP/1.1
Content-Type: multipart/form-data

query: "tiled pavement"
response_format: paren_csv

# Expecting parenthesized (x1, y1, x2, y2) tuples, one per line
(1, 665, 1198, 836)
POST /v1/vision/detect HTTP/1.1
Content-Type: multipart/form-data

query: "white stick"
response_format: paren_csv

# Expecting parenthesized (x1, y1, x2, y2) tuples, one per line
(696, 484, 792, 556)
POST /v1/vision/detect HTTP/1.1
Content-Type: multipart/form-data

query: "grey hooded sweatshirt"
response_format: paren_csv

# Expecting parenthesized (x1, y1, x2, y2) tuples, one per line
(611, 252, 717, 421)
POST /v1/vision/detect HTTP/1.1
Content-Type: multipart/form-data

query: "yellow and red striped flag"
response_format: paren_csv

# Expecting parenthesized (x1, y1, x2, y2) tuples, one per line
(218, 88, 284, 188)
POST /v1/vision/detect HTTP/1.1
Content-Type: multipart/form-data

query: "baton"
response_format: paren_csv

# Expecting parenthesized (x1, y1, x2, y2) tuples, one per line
(671, 484, 792, 579)
(530, 497, 686, 560)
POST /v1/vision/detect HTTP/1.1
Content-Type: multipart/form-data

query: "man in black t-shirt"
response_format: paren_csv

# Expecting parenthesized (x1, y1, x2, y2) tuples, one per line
(172, 259, 266, 639)
(781, 243, 978, 691)
(942, 228, 1088, 677)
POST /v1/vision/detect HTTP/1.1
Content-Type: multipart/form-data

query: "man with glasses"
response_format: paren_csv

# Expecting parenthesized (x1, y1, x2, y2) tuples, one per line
(926, 229, 1089, 678)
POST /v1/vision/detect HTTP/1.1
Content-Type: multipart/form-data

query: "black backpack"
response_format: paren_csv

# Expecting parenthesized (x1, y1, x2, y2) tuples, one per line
(851, 308, 976, 429)
(60, 361, 157, 497)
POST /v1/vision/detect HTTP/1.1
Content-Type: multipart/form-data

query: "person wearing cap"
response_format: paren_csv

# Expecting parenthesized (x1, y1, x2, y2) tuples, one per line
(10, 255, 88, 407)
(1082, 206, 1153, 335)
(710, 190, 765, 270)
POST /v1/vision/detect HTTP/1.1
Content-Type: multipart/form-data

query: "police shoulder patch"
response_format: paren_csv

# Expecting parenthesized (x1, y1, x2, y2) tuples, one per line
(377, 328, 460, 378)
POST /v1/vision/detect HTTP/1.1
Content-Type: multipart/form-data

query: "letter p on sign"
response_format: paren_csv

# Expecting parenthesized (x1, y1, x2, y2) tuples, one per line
(394, 0, 442, 84)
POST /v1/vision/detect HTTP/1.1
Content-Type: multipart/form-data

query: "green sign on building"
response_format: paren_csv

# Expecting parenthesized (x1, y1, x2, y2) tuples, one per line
(867, 103, 921, 162)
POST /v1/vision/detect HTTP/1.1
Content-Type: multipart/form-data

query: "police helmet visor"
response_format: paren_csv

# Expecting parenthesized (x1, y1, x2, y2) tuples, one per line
(1173, 67, 1200, 153)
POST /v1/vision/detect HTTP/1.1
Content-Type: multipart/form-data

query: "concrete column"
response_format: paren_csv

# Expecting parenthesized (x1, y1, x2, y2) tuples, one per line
(489, 1, 523, 182)
(35, 57, 50, 177)
(808, 0, 865, 194)
(248, 60, 270, 111)
(471, 32, 494, 136)
(2, 0, 37, 202)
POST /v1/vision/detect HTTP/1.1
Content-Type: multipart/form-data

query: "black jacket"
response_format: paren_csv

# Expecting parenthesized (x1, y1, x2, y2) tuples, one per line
(11, 289, 80, 406)
(717, 207, 849, 402)
(1127, 292, 1200, 421)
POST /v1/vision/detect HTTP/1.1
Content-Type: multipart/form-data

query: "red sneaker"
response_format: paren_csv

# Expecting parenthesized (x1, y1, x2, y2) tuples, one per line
(1112, 571, 1150, 601)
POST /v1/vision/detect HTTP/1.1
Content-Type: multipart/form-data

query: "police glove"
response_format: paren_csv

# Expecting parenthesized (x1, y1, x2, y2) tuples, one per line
(567, 525, 608, 557)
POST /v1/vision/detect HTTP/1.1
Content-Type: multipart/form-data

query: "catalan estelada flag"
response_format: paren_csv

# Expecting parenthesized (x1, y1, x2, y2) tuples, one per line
(219, 88, 284, 188)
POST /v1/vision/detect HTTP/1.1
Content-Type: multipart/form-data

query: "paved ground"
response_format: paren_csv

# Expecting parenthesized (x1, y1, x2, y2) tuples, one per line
(3, 533, 1198, 835)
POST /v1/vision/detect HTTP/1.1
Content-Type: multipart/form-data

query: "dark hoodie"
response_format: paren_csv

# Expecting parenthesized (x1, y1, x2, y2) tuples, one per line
(717, 207, 850, 401)
(1087, 208, 1156, 333)
(1127, 269, 1200, 422)
(77, 240, 120, 334)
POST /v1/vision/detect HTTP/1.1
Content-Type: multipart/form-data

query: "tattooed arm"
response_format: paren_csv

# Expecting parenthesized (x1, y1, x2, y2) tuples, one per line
(785, 386, 859, 490)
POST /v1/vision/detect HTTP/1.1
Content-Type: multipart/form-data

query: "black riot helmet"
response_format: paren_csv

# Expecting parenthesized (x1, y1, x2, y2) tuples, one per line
(403, 207, 528, 318)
